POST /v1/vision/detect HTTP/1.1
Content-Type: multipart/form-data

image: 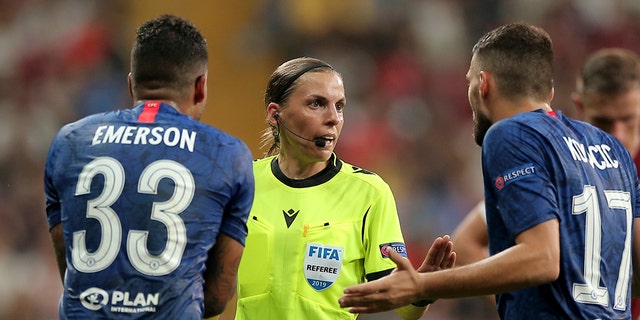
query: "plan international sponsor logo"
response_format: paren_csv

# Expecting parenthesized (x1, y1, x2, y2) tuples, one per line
(80, 287, 159, 314)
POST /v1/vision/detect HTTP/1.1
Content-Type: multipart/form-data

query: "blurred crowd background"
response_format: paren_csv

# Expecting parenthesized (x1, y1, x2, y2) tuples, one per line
(1, 1, 639, 319)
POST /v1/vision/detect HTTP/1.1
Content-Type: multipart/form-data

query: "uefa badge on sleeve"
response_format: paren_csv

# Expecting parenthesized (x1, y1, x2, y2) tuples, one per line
(303, 243, 343, 291)
(379, 242, 408, 258)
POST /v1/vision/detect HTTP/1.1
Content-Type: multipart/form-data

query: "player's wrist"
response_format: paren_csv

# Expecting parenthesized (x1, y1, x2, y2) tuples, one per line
(411, 299, 435, 307)
(412, 273, 435, 307)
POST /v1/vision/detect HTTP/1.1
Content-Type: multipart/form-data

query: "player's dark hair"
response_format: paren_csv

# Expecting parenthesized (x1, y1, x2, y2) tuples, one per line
(577, 48, 640, 97)
(130, 14, 208, 99)
(472, 22, 554, 102)
(261, 57, 340, 156)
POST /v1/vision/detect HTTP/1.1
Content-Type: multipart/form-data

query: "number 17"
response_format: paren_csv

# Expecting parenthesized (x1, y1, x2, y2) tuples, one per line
(572, 185, 632, 310)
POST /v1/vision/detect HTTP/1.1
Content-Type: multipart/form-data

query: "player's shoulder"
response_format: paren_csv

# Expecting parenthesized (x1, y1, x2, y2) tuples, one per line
(55, 110, 122, 138)
(165, 114, 251, 157)
(195, 121, 247, 147)
(486, 110, 560, 144)
(492, 110, 547, 131)
(338, 158, 390, 191)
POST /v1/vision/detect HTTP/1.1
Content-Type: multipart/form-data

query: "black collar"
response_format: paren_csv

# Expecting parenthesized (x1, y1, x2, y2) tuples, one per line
(271, 153, 342, 188)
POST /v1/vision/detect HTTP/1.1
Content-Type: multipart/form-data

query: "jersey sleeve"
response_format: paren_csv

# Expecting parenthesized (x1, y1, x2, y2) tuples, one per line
(218, 140, 255, 246)
(362, 181, 406, 278)
(44, 131, 64, 230)
(482, 120, 558, 238)
(635, 178, 640, 219)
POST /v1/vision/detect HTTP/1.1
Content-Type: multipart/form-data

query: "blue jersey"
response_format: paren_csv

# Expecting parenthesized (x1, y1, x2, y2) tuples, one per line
(483, 110, 640, 319)
(44, 102, 254, 319)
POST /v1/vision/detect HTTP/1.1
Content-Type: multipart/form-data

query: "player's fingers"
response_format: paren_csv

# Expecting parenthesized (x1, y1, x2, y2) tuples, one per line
(339, 292, 392, 313)
(347, 305, 386, 314)
(343, 280, 385, 295)
(438, 240, 453, 268)
(428, 235, 452, 267)
(386, 247, 412, 270)
(424, 237, 444, 266)
(447, 251, 457, 268)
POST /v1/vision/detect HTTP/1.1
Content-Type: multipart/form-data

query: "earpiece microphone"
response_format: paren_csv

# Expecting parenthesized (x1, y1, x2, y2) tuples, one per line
(274, 112, 328, 147)
(314, 138, 327, 148)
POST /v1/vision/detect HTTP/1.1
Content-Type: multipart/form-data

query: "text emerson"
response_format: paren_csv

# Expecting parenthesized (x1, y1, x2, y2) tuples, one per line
(92, 125, 196, 152)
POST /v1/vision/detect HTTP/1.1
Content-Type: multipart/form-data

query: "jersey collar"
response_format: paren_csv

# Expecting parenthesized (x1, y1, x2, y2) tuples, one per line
(271, 153, 342, 188)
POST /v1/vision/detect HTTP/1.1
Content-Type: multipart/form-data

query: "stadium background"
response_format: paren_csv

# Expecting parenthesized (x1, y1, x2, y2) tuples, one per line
(1, 1, 639, 319)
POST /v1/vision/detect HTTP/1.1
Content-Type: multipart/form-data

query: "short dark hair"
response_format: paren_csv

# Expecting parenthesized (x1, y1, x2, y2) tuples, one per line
(130, 14, 208, 96)
(577, 48, 640, 97)
(472, 22, 554, 101)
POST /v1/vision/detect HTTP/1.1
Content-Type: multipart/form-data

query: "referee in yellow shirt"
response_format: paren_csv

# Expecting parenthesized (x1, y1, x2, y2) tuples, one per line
(235, 57, 455, 320)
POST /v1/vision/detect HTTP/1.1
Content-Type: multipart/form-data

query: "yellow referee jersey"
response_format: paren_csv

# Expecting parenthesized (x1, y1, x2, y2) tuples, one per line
(236, 154, 407, 320)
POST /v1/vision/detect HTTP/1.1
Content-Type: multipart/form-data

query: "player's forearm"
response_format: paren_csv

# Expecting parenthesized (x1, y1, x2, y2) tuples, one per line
(448, 240, 494, 305)
(203, 264, 238, 317)
(203, 234, 243, 317)
(419, 241, 559, 300)
(49, 223, 67, 283)
(203, 290, 230, 318)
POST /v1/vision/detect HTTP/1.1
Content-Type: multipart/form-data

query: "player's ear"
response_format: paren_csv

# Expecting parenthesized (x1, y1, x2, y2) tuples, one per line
(194, 72, 207, 104)
(127, 73, 134, 99)
(479, 71, 491, 98)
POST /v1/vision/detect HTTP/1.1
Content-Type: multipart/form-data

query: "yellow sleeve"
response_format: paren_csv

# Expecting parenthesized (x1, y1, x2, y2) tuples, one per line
(363, 183, 406, 275)
(394, 303, 429, 320)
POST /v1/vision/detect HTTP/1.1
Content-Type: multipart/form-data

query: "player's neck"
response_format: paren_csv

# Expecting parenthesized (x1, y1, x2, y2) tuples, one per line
(135, 99, 179, 109)
(492, 99, 552, 122)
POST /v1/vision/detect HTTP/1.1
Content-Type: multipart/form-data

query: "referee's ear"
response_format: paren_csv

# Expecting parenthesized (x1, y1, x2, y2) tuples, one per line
(266, 102, 281, 126)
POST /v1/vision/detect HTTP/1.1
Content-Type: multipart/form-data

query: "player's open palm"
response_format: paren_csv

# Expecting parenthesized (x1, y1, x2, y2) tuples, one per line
(415, 235, 456, 273)
(339, 236, 456, 313)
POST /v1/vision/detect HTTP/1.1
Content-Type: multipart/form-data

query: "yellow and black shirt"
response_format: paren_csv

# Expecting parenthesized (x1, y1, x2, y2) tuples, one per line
(236, 153, 407, 320)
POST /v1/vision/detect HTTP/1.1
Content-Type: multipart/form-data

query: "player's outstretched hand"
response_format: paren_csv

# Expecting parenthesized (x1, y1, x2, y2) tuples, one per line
(416, 234, 456, 273)
(339, 235, 455, 314)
